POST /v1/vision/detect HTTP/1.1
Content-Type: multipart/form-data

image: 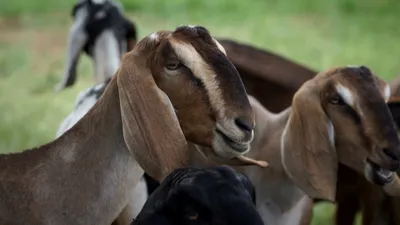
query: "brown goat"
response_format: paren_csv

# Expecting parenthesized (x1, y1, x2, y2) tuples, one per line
(189, 66, 400, 225)
(0, 26, 264, 225)
(218, 39, 400, 225)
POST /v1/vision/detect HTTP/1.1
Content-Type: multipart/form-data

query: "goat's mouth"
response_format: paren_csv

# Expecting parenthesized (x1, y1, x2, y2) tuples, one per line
(365, 158, 394, 186)
(215, 129, 250, 154)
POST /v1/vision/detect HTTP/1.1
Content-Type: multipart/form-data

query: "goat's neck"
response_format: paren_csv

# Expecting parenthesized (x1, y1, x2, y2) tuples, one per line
(239, 100, 311, 225)
(0, 78, 143, 225)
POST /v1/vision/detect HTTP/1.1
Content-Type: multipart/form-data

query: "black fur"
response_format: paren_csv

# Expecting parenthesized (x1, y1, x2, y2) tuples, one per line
(132, 166, 263, 225)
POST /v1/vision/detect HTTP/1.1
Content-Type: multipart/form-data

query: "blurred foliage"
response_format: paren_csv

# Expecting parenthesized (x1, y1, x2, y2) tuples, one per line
(1, 0, 399, 224)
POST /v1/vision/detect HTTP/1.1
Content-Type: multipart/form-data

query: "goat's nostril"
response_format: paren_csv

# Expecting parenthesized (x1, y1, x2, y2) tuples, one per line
(234, 116, 254, 132)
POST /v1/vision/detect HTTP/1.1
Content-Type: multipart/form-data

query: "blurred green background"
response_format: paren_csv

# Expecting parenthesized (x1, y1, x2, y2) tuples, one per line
(1, 0, 400, 224)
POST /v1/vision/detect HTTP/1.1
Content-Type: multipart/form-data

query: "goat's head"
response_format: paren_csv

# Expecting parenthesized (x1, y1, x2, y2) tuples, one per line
(132, 165, 264, 225)
(133, 25, 255, 157)
(281, 65, 400, 201)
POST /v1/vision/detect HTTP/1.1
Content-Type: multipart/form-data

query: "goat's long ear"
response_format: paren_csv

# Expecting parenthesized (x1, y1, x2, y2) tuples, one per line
(117, 51, 188, 182)
(281, 81, 337, 201)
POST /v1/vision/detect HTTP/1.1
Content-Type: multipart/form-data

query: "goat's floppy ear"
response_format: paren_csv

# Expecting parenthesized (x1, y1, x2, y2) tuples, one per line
(281, 81, 337, 201)
(117, 50, 188, 182)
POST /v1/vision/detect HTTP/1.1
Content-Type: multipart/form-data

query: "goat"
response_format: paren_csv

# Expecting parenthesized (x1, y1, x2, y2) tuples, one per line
(216, 39, 400, 225)
(55, 0, 137, 91)
(131, 165, 264, 225)
(189, 66, 400, 225)
(0, 26, 265, 225)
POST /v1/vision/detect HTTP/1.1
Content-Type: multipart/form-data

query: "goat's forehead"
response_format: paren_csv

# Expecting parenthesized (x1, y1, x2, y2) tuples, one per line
(333, 76, 390, 106)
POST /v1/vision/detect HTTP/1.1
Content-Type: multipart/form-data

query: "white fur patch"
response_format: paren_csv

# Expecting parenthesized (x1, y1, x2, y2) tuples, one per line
(149, 32, 158, 41)
(384, 85, 391, 102)
(212, 38, 227, 55)
(336, 83, 354, 107)
(188, 25, 197, 28)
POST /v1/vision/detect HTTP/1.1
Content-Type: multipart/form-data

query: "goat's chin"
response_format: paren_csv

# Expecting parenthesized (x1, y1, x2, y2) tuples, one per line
(364, 158, 394, 186)
(212, 132, 251, 158)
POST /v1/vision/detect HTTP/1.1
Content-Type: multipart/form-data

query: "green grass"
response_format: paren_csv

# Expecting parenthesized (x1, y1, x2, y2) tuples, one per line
(1, 0, 399, 224)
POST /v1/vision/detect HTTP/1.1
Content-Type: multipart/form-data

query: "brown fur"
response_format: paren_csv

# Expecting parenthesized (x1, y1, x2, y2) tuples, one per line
(0, 26, 255, 225)
(189, 66, 400, 224)
(217, 38, 317, 113)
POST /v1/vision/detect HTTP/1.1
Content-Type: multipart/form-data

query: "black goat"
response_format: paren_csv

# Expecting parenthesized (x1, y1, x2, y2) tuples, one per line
(132, 166, 264, 225)
(56, 0, 137, 91)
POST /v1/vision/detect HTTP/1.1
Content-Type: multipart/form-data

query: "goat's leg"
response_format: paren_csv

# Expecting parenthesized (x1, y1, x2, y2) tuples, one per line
(55, 7, 88, 92)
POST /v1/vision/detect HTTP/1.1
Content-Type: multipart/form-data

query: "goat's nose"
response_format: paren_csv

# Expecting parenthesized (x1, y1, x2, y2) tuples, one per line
(234, 116, 255, 132)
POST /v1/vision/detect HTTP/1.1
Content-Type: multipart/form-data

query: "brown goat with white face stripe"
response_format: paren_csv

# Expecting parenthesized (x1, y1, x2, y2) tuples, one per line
(190, 66, 400, 225)
(0, 25, 261, 225)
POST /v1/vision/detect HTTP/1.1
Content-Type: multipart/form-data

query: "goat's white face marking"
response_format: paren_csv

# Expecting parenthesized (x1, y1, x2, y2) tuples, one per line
(169, 40, 225, 118)
(336, 83, 355, 107)
(384, 85, 391, 102)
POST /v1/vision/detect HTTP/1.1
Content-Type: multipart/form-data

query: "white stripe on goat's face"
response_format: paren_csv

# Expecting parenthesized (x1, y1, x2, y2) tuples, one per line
(336, 83, 355, 107)
(169, 40, 226, 118)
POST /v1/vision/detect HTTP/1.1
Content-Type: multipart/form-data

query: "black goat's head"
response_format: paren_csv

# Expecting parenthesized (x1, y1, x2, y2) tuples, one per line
(133, 166, 263, 225)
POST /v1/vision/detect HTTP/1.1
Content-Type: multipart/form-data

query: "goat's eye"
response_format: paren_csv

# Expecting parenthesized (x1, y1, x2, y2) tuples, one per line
(329, 96, 344, 105)
(165, 61, 181, 70)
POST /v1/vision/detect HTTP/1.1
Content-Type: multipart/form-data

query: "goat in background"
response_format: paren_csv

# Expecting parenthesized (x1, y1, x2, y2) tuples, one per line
(131, 166, 264, 225)
(55, 0, 137, 91)
(220, 40, 400, 225)
(190, 66, 400, 225)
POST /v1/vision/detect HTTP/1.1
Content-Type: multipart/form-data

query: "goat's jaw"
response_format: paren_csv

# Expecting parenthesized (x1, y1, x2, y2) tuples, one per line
(212, 129, 252, 158)
(364, 158, 394, 186)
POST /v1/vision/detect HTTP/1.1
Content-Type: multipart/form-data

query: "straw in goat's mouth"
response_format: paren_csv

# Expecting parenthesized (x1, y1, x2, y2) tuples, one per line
(196, 146, 268, 168)
(236, 155, 269, 167)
